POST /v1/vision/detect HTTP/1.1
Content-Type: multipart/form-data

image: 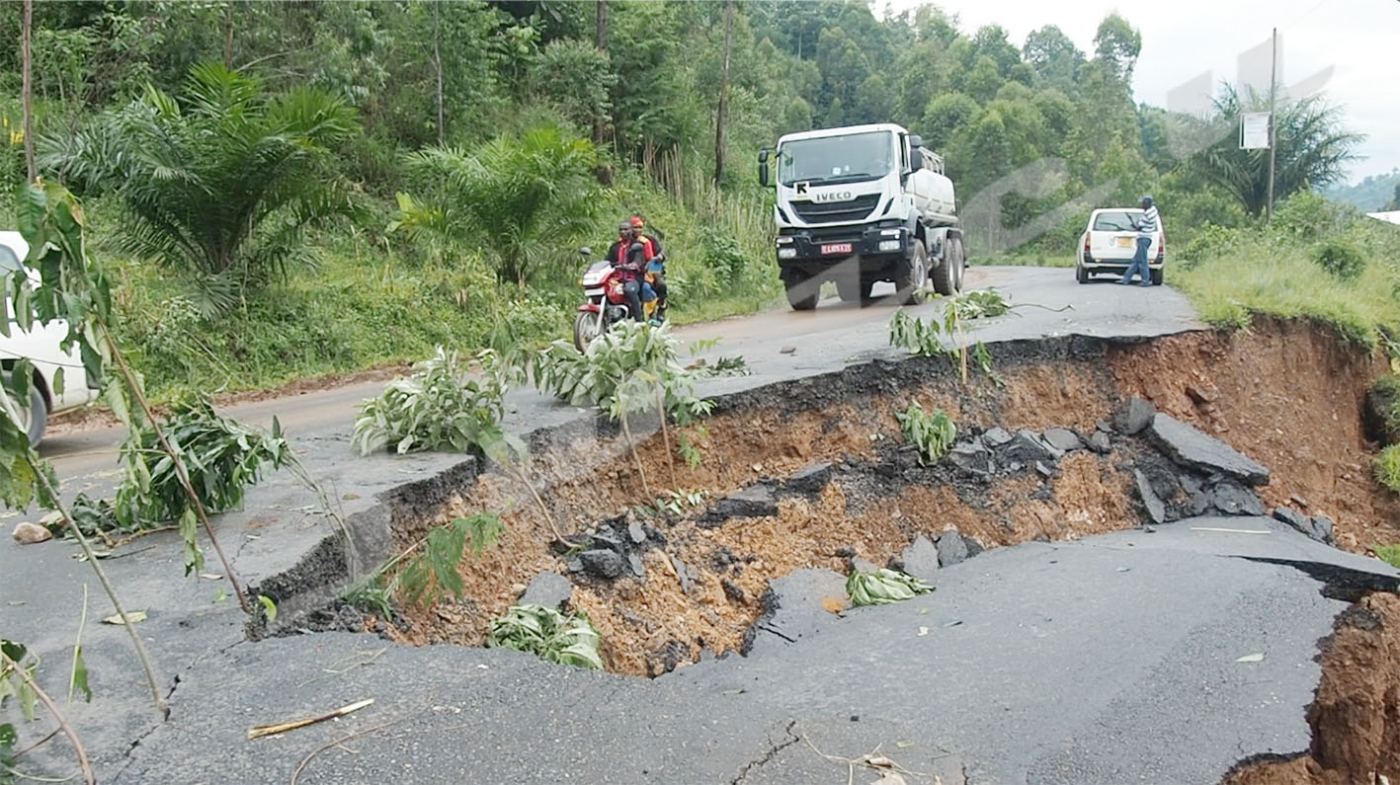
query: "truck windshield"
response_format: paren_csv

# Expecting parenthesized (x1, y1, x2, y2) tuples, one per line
(778, 131, 895, 187)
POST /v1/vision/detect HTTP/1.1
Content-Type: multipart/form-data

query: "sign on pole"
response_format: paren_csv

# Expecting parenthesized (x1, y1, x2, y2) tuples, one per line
(1240, 112, 1271, 150)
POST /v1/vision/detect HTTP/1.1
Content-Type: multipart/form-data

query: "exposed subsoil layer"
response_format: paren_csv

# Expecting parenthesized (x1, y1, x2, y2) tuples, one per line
(1108, 317, 1400, 552)
(1224, 592, 1400, 785)
(362, 319, 1400, 679)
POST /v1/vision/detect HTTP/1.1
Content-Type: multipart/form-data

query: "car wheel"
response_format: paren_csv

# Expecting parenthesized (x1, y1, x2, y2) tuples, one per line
(895, 243, 930, 305)
(1076, 264, 1089, 284)
(1150, 268, 1164, 286)
(3, 378, 48, 447)
(783, 269, 819, 311)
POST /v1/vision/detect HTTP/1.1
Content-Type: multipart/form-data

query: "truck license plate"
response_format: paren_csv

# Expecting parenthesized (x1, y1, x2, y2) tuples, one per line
(821, 243, 853, 255)
(1116, 237, 1133, 248)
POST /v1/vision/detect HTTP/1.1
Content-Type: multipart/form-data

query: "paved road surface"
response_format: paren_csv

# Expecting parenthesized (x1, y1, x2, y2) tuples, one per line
(15, 266, 1365, 785)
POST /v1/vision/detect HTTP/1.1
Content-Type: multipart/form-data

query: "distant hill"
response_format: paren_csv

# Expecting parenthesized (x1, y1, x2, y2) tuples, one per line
(1326, 170, 1400, 211)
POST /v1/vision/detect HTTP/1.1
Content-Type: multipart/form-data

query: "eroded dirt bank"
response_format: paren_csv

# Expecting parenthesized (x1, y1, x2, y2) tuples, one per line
(291, 319, 1400, 681)
(1225, 592, 1400, 785)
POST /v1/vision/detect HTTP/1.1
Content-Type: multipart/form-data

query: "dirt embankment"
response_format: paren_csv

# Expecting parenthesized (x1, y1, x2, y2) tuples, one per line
(352, 319, 1400, 679)
(1225, 592, 1400, 785)
(1109, 317, 1400, 552)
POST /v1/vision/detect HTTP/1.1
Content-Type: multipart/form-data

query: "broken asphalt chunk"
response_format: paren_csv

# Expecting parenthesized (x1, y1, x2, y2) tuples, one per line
(1147, 414, 1270, 486)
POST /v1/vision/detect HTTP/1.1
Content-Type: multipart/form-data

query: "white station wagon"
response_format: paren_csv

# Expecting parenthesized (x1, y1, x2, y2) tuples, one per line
(1075, 208, 1166, 285)
(0, 230, 100, 444)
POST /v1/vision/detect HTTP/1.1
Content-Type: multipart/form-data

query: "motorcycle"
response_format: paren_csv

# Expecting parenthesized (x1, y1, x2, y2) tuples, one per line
(572, 246, 663, 351)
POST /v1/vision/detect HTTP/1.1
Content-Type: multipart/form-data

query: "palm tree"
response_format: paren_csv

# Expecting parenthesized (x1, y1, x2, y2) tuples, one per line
(1195, 84, 1362, 217)
(392, 126, 600, 286)
(40, 63, 357, 313)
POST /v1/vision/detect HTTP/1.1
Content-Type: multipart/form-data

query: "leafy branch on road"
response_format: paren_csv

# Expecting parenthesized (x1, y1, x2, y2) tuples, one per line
(891, 289, 1067, 383)
(532, 322, 714, 497)
(352, 347, 512, 457)
(1, 639, 95, 785)
(486, 604, 603, 670)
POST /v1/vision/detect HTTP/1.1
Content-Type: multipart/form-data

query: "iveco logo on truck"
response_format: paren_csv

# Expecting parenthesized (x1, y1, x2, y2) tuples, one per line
(757, 123, 967, 311)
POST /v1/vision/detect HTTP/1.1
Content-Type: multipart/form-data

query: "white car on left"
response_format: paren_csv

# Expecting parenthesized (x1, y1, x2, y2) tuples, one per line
(0, 230, 100, 445)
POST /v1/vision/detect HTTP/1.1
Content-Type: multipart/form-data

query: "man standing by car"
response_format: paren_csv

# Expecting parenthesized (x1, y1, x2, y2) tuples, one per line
(1120, 195, 1158, 287)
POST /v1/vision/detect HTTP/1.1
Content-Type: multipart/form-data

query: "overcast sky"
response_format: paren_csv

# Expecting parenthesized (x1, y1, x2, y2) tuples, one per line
(883, 0, 1400, 183)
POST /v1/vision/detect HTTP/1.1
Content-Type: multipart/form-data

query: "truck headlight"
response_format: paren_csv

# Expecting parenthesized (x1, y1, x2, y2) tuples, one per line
(878, 240, 901, 252)
(778, 248, 798, 259)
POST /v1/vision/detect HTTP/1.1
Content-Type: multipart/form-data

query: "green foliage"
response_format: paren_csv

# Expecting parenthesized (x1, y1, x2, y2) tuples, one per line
(700, 230, 748, 287)
(1311, 239, 1367, 281)
(889, 310, 945, 358)
(393, 126, 600, 285)
(1376, 446, 1400, 494)
(40, 63, 358, 314)
(846, 568, 935, 607)
(896, 403, 957, 465)
(115, 396, 292, 572)
(949, 289, 1012, 320)
(353, 347, 513, 457)
(1174, 199, 1400, 347)
(397, 513, 505, 609)
(0, 641, 38, 724)
(1194, 85, 1362, 217)
(486, 604, 603, 670)
(1374, 544, 1400, 570)
(531, 322, 712, 424)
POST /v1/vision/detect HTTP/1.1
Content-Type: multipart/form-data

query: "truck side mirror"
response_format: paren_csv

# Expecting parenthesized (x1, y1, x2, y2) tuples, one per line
(758, 148, 770, 187)
(909, 134, 924, 149)
(910, 147, 924, 171)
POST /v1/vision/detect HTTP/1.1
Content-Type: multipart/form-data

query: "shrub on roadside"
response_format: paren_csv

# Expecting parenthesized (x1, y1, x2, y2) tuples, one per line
(1311, 239, 1367, 281)
(1374, 444, 1400, 493)
(1375, 544, 1400, 569)
(352, 347, 512, 456)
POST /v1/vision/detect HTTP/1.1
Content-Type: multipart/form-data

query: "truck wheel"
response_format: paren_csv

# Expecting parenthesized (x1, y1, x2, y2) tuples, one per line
(1150, 268, 1164, 286)
(930, 238, 956, 296)
(895, 244, 930, 305)
(783, 269, 819, 311)
(1076, 264, 1089, 284)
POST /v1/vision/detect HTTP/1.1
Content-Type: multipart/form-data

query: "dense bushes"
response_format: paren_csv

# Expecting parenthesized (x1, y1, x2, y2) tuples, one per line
(1312, 239, 1367, 281)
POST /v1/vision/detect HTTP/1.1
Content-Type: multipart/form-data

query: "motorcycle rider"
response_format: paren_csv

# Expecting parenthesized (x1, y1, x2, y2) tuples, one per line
(605, 220, 646, 322)
(629, 214, 668, 324)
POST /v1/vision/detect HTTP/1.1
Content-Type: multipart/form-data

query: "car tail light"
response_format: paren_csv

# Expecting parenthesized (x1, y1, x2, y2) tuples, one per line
(1157, 231, 1166, 262)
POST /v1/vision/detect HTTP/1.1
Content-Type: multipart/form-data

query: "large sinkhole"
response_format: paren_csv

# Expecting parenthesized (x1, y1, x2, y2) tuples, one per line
(265, 319, 1398, 681)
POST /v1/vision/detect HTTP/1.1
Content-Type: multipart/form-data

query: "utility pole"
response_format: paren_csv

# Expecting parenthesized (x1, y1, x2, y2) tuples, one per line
(1265, 27, 1278, 224)
(713, 0, 735, 186)
(22, 0, 35, 183)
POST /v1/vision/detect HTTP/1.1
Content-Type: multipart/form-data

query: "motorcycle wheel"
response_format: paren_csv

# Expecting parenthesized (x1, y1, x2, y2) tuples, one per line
(573, 311, 605, 352)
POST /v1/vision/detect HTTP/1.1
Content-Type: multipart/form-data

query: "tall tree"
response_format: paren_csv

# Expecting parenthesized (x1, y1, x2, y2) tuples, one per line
(21, 0, 35, 182)
(714, 0, 734, 185)
(593, 0, 608, 148)
(433, 1, 445, 145)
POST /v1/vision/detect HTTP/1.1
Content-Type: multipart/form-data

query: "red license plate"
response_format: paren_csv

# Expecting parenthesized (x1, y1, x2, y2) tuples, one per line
(821, 243, 853, 255)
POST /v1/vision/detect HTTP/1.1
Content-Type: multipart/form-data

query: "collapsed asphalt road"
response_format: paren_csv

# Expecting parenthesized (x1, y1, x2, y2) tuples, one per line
(14, 266, 1391, 784)
(111, 520, 1399, 785)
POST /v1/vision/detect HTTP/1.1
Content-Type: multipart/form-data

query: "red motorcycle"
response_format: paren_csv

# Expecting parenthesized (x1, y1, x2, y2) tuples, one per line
(572, 247, 660, 351)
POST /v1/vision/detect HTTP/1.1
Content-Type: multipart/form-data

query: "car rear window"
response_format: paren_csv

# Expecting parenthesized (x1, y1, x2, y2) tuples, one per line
(1093, 211, 1143, 232)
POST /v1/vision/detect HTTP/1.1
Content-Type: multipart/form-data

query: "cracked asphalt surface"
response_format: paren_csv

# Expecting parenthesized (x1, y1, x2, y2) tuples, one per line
(10, 267, 1396, 784)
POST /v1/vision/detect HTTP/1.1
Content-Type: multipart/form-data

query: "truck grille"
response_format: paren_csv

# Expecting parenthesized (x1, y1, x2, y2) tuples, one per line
(790, 194, 880, 224)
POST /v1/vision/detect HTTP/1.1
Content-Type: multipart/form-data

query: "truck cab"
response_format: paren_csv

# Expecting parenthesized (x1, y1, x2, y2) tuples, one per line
(760, 123, 965, 310)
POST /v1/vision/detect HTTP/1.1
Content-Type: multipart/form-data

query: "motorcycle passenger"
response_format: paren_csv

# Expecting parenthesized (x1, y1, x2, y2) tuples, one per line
(629, 214, 668, 324)
(605, 220, 646, 322)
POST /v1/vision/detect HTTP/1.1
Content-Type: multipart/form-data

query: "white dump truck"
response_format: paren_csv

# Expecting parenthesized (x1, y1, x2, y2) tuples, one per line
(759, 123, 966, 310)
